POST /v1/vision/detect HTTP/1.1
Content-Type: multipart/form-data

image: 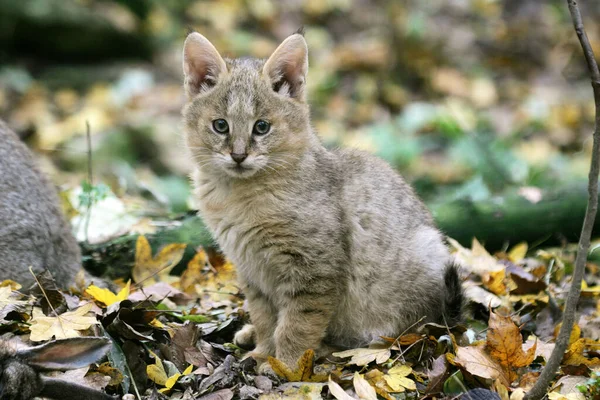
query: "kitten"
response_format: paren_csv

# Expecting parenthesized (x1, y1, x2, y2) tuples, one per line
(182, 32, 463, 368)
(0, 120, 90, 290)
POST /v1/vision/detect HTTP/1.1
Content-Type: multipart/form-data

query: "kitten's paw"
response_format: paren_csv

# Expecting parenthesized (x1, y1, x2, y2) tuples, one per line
(234, 324, 256, 350)
(257, 360, 277, 378)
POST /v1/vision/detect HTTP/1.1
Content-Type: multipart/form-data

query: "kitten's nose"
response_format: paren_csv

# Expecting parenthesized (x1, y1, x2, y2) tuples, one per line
(231, 153, 248, 164)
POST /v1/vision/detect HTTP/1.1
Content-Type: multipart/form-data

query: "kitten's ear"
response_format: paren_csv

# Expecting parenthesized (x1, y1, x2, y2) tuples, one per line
(263, 34, 308, 101)
(19, 337, 111, 371)
(183, 32, 227, 98)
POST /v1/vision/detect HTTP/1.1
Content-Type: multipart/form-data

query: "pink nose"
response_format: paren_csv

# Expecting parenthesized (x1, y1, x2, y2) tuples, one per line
(231, 153, 247, 164)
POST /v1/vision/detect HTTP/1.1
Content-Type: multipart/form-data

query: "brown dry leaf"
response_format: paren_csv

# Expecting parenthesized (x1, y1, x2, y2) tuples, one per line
(452, 343, 510, 386)
(332, 346, 391, 366)
(268, 349, 327, 382)
(132, 235, 186, 286)
(29, 303, 99, 341)
(486, 312, 536, 382)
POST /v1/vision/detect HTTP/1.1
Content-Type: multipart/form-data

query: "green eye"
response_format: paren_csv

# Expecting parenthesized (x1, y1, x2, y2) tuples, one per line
(212, 119, 229, 134)
(253, 120, 271, 135)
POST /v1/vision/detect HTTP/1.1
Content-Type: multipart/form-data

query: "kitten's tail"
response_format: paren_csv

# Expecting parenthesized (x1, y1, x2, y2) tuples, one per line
(443, 262, 464, 326)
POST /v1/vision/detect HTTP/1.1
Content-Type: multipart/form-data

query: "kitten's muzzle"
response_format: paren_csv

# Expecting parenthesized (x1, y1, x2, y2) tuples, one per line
(231, 152, 248, 164)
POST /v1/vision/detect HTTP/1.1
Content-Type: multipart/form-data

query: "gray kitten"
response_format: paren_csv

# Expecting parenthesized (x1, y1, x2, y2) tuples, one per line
(0, 337, 115, 400)
(0, 120, 82, 290)
(182, 32, 463, 368)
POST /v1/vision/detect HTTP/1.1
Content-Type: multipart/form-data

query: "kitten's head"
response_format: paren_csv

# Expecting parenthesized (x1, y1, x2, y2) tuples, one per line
(182, 32, 312, 179)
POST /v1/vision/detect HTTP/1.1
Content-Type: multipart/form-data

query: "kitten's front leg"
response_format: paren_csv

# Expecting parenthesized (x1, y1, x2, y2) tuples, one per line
(274, 292, 335, 368)
(239, 285, 277, 362)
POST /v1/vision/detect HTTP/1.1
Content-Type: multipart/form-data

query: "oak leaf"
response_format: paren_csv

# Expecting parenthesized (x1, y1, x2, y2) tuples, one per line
(29, 303, 99, 341)
(132, 235, 186, 286)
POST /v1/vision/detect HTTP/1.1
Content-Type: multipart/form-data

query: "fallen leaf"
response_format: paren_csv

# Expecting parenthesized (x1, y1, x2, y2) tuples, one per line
(132, 235, 186, 286)
(86, 280, 130, 307)
(353, 372, 377, 400)
(452, 344, 510, 386)
(508, 242, 528, 262)
(332, 346, 391, 366)
(268, 349, 327, 382)
(29, 303, 99, 341)
(483, 269, 508, 295)
(383, 364, 416, 392)
(328, 376, 354, 400)
(486, 311, 536, 382)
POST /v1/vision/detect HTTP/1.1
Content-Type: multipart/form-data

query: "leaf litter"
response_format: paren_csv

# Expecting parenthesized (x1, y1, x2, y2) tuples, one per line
(2, 236, 600, 399)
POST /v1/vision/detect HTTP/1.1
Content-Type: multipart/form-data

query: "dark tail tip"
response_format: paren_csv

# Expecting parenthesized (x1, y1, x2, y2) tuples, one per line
(443, 262, 464, 325)
(295, 26, 306, 36)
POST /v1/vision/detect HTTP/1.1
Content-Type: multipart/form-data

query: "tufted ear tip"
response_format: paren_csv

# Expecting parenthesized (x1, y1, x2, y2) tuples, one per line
(263, 34, 309, 101)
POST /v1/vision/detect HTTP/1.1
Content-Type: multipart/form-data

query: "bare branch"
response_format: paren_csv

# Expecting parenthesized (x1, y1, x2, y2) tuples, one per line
(525, 1, 600, 399)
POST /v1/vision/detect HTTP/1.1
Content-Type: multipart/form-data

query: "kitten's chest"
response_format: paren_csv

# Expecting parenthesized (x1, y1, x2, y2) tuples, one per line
(193, 173, 284, 288)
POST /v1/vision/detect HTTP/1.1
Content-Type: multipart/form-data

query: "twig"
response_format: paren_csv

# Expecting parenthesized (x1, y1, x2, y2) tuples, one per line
(84, 121, 93, 243)
(525, 1, 600, 398)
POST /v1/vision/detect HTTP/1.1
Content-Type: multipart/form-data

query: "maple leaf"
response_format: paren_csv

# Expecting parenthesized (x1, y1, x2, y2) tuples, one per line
(178, 248, 207, 294)
(29, 303, 99, 341)
(564, 338, 600, 367)
(486, 311, 536, 382)
(353, 372, 377, 400)
(86, 280, 130, 307)
(132, 235, 186, 286)
(332, 346, 391, 366)
(268, 349, 328, 382)
(383, 365, 416, 392)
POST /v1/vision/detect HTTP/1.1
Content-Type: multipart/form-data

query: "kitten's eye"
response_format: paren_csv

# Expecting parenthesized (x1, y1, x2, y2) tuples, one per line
(212, 119, 229, 134)
(253, 120, 271, 135)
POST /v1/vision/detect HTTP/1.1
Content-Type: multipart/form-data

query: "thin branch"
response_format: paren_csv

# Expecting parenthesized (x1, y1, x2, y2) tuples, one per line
(84, 120, 93, 243)
(525, 1, 600, 398)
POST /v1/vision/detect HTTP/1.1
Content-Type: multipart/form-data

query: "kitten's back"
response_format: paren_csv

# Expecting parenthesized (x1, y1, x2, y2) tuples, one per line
(0, 121, 81, 289)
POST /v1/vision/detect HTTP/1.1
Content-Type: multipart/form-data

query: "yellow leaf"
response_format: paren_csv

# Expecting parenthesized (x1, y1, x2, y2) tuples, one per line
(132, 235, 186, 286)
(364, 369, 395, 400)
(483, 269, 507, 295)
(268, 349, 327, 382)
(150, 318, 165, 329)
(353, 372, 377, 400)
(508, 242, 528, 262)
(147, 355, 168, 386)
(383, 365, 416, 392)
(555, 323, 581, 345)
(332, 346, 391, 366)
(86, 280, 130, 306)
(29, 303, 98, 341)
(179, 248, 207, 294)
(564, 338, 600, 367)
